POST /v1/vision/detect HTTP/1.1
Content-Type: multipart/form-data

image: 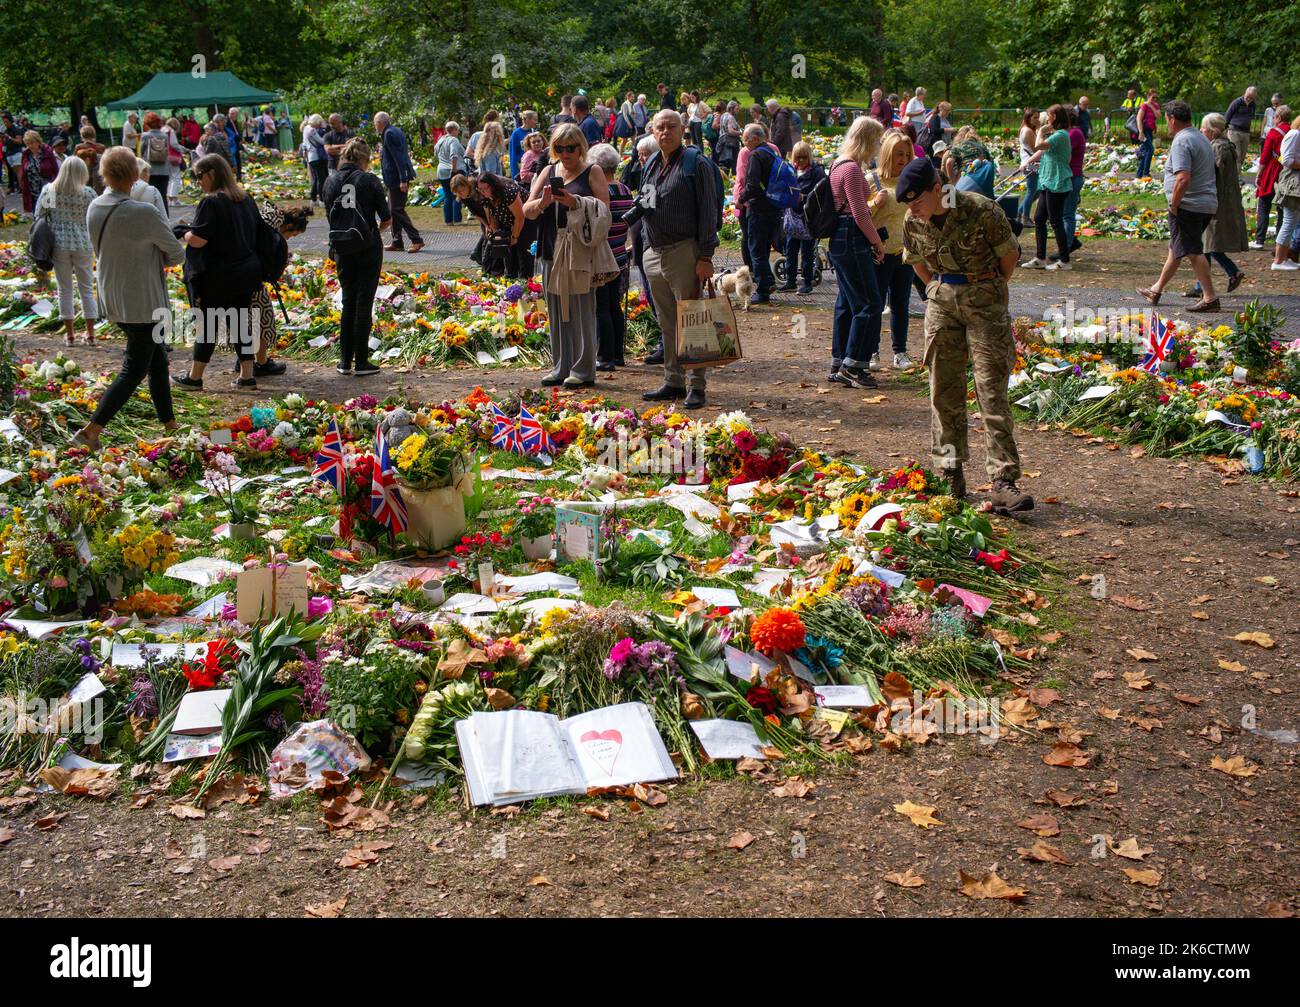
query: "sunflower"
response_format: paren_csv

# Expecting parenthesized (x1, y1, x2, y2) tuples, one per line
(835, 491, 872, 524)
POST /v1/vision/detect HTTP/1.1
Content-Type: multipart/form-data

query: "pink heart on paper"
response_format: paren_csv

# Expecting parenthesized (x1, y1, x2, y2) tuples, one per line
(579, 729, 623, 778)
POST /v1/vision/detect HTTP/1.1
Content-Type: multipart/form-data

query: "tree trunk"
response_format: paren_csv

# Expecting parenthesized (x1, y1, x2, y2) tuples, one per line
(189, 2, 220, 69)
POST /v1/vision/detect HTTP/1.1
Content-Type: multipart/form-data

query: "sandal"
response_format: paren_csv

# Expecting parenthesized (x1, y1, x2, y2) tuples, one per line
(1135, 287, 1161, 305)
(1187, 298, 1221, 313)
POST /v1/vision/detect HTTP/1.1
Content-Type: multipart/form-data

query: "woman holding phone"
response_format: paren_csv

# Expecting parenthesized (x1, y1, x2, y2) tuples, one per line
(522, 123, 609, 388)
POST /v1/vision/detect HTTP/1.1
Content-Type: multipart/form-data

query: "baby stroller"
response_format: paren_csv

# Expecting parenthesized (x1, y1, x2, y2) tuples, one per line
(774, 242, 830, 287)
(993, 165, 1028, 237)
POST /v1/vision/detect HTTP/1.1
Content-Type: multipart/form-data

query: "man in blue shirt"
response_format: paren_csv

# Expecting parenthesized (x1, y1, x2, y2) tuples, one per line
(573, 95, 604, 147)
(373, 111, 424, 252)
(509, 109, 536, 179)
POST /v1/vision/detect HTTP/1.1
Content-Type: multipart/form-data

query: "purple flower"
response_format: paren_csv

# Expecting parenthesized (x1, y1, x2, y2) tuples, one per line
(125, 675, 157, 718)
(503, 283, 525, 303)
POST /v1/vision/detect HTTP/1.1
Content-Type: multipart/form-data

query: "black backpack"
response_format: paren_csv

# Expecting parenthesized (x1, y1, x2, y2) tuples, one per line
(324, 168, 373, 253)
(802, 159, 846, 240)
(917, 111, 943, 154)
(254, 213, 289, 283)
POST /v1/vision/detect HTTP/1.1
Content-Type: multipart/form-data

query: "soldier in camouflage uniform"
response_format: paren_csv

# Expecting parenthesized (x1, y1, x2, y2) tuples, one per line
(895, 157, 1033, 513)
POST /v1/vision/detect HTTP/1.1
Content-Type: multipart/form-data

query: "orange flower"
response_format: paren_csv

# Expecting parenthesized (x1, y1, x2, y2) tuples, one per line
(750, 607, 806, 655)
(466, 386, 491, 408)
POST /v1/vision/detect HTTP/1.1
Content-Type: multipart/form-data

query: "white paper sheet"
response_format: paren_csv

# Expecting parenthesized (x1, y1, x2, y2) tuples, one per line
(164, 557, 243, 587)
(813, 685, 876, 708)
(690, 719, 766, 760)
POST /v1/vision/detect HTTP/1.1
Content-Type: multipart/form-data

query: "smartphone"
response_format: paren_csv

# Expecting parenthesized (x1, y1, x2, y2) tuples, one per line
(550, 176, 565, 195)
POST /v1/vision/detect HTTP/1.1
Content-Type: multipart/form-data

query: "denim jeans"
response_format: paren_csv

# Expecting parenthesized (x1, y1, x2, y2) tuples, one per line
(438, 177, 462, 224)
(827, 214, 881, 369)
(745, 207, 780, 297)
(1136, 136, 1154, 179)
(1018, 171, 1039, 221)
(863, 252, 913, 358)
(1063, 174, 1084, 244)
(781, 235, 816, 287)
(1277, 205, 1300, 250)
(1254, 193, 1283, 244)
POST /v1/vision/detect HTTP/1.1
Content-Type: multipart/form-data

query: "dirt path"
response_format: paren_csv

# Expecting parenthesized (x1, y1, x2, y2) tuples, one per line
(2, 308, 1297, 918)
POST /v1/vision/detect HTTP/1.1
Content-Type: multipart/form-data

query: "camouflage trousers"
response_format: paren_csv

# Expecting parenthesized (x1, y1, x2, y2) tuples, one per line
(922, 278, 1022, 483)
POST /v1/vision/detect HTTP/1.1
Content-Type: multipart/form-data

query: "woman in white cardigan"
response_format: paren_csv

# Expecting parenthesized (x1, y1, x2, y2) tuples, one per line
(72, 146, 186, 449)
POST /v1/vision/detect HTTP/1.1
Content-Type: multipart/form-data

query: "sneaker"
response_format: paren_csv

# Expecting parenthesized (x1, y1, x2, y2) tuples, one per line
(882, 304, 891, 316)
(828, 369, 853, 387)
(171, 373, 203, 389)
(643, 350, 664, 366)
(777, 283, 797, 292)
(990, 479, 1034, 514)
(1248, 240, 1265, 250)
(841, 366, 878, 389)
(1046, 260, 1072, 271)
(868, 353, 881, 371)
(1020, 258, 1047, 269)
(748, 293, 771, 306)
(797, 284, 812, 295)
(233, 377, 258, 390)
(1270, 261, 1300, 271)
(893, 352, 913, 369)
(336, 365, 353, 375)
(354, 364, 381, 376)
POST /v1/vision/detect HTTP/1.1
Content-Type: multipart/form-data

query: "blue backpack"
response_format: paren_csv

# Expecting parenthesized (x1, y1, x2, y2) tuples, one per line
(763, 152, 801, 210)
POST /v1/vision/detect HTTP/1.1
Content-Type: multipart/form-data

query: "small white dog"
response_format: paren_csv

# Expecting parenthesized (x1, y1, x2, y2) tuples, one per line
(717, 266, 754, 310)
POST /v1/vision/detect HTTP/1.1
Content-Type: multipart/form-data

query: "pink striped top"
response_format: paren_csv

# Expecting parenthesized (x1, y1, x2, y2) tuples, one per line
(829, 160, 881, 244)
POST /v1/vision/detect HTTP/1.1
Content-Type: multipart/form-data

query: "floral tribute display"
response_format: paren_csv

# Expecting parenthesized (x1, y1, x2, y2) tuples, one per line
(1007, 300, 1300, 477)
(0, 337, 1061, 809)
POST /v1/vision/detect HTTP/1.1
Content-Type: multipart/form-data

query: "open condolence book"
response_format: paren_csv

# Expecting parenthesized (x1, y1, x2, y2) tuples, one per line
(456, 702, 677, 806)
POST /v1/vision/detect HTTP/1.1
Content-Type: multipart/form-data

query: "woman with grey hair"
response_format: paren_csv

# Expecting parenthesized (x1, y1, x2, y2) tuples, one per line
(435, 121, 465, 224)
(304, 113, 328, 204)
(589, 143, 634, 370)
(1185, 112, 1247, 300)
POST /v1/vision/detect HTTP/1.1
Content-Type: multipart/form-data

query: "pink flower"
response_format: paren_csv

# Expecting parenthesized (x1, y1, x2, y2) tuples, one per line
(608, 637, 635, 664)
(307, 596, 333, 619)
(732, 430, 758, 453)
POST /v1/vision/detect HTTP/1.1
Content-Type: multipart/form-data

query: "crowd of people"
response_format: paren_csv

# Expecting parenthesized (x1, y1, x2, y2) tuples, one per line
(11, 78, 1300, 511)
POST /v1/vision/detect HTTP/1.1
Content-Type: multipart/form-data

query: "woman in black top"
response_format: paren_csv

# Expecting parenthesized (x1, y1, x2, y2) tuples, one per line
(172, 154, 265, 390)
(321, 138, 391, 376)
(522, 123, 609, 388)
(454, 171, 529, 277)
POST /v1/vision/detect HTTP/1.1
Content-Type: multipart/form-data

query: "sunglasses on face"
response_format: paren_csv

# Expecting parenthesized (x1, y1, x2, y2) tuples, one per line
(554, 143, 580, 153)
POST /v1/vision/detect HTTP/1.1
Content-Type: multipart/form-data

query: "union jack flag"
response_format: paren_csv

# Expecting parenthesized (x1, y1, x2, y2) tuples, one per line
(489, 402, 520, 453)
(1140, 311, 1175, 373)
(516, 404, 551, 456)
(370, 429, 408, 541)
(313, 419, 345, 494)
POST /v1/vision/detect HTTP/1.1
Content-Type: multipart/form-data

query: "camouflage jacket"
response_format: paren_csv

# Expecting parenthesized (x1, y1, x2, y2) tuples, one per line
(902, 189, 1019, 276)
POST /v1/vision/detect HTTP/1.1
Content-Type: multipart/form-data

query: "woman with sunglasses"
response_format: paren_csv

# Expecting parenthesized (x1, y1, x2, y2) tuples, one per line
(523, 123, 609, 388)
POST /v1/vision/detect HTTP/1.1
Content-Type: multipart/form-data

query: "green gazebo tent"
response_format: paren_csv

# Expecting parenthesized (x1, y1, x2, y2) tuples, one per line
(105, 71, 279, 112)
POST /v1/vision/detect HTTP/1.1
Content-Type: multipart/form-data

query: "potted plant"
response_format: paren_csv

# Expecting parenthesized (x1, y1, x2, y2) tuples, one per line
(202, 454, 256, 539)
(391, 425, 472, 550)
(515, 495, 554, 560)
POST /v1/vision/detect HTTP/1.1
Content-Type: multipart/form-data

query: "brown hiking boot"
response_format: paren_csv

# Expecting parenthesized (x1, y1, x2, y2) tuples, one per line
(947, 466, 966, 500)
(990, 479, 1034, 514)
